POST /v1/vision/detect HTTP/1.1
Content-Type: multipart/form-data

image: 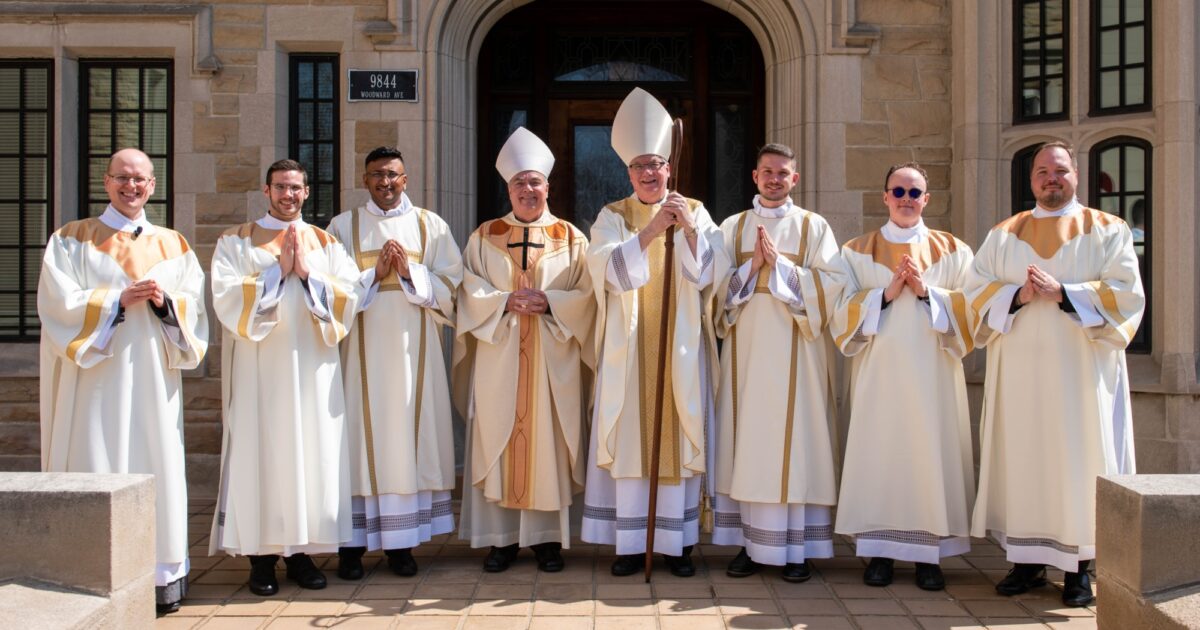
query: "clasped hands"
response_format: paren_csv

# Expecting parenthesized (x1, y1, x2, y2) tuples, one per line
(1016, 264, 1063, 305)
(748, 225, 780, 276)
(639, 192, 697, 246)
(120, 279, 165, 309)
(278, 224, 311, 281)
(506, 288, 549, 315)
(883, 254, 928, 302)
(372, 238, 413, 283)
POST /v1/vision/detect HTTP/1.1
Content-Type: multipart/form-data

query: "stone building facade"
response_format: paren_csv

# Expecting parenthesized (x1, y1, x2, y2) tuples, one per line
(0, 0, 1196, 495)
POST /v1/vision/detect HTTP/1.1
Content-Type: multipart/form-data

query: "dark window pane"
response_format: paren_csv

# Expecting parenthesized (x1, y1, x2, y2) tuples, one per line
(116, 112, 140, 148)
(1045, 37, 1064, 75)
(710, 103, 749, 224)
(23, 68, 47, 109)
(0, 112, 17, 153)
(298, 102, 314, 141)
(1125, 0, 1144, 23)
(1099, 147, 1121, 191)
(23, 112, 46, 154)
(1099, 30, 1121, 68)
(144, 112, 168, 155)
(1125, 67, 1145, 106)
(1045, 0, 1064, 34)
(298, 62, 313, 99)
(89, 68, 111, 109)
(554, 33, 691, 82)
(1022, 2, 1041, 38)
(0, 68, 18, 108)
(1045, 76, 1064, 113)
(151, 157, 169, 200)
(115, 68, 140, 110)
(0, 250, 18, 290)
(1125, 146, 1145, 190)
(0, 204, 18, 245)
(317, 63, 334, 99)
(1100, 70, 1121, 107)
(88, 114, 112, 154)
(1126, 25, 1145, 64)
(1100, 0, 1121, 26)
(143, 202, 167, 227)
(572, 125, 631, 235)
(143, 68, 168, 110)
(22, 158, 46, 199)
(23, 204, 46, 242)
(0, 158, 17, 195)
(317, 102, 333, 140)
(318, 143, 334, 181)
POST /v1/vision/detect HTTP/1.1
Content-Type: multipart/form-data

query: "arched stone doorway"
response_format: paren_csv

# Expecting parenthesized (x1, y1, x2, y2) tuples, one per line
(474, 1, 765, 234)
(423, 0, 819, 242)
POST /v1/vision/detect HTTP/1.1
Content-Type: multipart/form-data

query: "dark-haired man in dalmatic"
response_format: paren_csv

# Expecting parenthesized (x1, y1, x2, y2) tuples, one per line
(210, 159, 362, 596)
(326, 147, 463, 579)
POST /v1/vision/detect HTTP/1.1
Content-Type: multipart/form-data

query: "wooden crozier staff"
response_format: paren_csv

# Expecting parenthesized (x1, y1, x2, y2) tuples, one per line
(644, 117, 686, 582)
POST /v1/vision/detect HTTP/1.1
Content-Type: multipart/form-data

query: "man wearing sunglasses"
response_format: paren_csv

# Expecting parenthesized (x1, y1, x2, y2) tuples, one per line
(710, 143, 846, 583)
(39, 148, 209, 616)
(325, 147, 463, 580)
(832, 162, 976, 592)
(967, 141, 1144, 607)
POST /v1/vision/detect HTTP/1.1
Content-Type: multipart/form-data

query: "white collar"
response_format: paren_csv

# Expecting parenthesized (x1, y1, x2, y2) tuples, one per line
(99, 205, 156, 236)
(880, 219, 928, 244)
(257, 213, 307, 230)
(366, 193, 414, 218)
(1033, 197, 1082, 218)
(503, 209, 559, 227)
(634, 193, 669, 207)
(751, 195, 794, 219)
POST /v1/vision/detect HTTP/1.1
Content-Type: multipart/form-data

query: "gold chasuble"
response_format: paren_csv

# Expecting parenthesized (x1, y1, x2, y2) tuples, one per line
(454, 212, 594, 513)
(966, 205, 1143, 571)
(585, 195, 723, 485)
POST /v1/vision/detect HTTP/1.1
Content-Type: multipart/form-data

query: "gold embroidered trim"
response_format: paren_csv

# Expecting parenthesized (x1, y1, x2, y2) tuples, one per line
(66, 289, 109, 361)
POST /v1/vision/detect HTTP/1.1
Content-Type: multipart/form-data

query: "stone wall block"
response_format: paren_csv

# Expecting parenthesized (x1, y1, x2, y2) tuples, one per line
(220, 51, 260, 67)
(195, 192, 249, 226)
(216, 166, 261, 194)
(922, 193, 949, 216)
(917, 57, 951, 99)
(184, 423, 223, 455)
(183, 377, 222, 411)
(0, 423, 38, 455)
(1135, 438, 1180, 474)
(1098, 476, 1200, 596)
(0, 379, 37, 402)
(193, 117, 239, 152)
(211, 66, 258, 95)
(859, 0, 947, 25)
(863, 56, 919, 101)
(860, 100, 889, 123)
(195, 226, 235, 247)
(214, 24, 265, 50)
(0, 403, 37, 423)
(211, 94, 240, 116)
(1134, 392, 1168, 439)
(845, 122, 891, 146)
(845, 147, 913, 189)
(355, 121, 399, 153)
(887, 101, 952, 146)
(912, 147, 953, 164)
(213, 6, 265, 24)
(1166, 395, 1200, 440)
(923, 164, 951, 190)
(354, 3, 388, 21)
(880, 27, 951, 55)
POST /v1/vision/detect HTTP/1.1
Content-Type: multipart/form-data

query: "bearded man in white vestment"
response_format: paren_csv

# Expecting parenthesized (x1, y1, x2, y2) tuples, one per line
(326, 147, 462, 579)
(210, 160, 361, 597)
(712, 143, 845, 583)
(580, 88, 727, 577)
(967, 141, 1144, 607)
(454, 128, 595, 573)
(830, 163, 976, 592)
(39, 148, 208, 615)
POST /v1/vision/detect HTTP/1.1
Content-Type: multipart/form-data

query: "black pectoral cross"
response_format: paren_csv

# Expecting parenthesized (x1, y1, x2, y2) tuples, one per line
(507, 226, 544, 271)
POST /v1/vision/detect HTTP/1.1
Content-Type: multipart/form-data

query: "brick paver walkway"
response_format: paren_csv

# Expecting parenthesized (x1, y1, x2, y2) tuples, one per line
(158, 501, 1098, 629)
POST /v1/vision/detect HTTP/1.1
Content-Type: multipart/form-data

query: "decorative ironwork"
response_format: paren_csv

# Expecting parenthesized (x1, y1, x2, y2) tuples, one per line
(573, 125, 632, 235)
(554, 33, 691, 82)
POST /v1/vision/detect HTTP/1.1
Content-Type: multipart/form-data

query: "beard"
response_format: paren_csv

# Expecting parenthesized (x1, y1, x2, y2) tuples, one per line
(1037, 188, 1067, 208)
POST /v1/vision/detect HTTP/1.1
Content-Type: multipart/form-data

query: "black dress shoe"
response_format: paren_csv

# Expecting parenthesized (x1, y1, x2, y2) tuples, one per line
(726, 548, 760, 578)
(1062, 561, 1095, 607)
(863, 557, 894, 586)
(532, 542, 565, 572)
(337, 546, 366, 580)
(782, 561, 812, 583)
(247, 554, 280, 596)
(665, 545, 695, 578)
(995, 563, 1047, 596)
(386, 548, 419, 576)
(610, 553, 645, 576)
(915, 562, 945, 591)
(284, 553, 327, 590)
(156, 601, 181, 616)
(483, 544, 520, 573)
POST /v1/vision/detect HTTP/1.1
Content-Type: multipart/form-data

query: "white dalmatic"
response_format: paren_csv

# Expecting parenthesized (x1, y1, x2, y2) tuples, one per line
(327, 197, 462, 550)
(209, 214, 360, 557)
(39, 206, 208, 595)
(831, 219, 976, 564)
(711, 197, 846, 566)
(580, 195, 725, 556)
(966, 200, 1144, 572)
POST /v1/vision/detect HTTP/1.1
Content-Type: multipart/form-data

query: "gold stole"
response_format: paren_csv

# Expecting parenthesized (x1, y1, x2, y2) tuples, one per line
(350, 208, 427, 497)
(617, 200, 683, 485)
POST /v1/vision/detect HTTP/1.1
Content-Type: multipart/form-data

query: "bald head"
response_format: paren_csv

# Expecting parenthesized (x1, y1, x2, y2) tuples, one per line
(105, 148, 157, 219)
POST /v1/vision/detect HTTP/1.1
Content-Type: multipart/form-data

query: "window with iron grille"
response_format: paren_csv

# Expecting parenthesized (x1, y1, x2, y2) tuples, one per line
(79, 60, 172, 226)
(1015, 0, 1069, 122)
(1091, 0, 1150, 114)
(0, 60, 52, 341)
(288, 55, 340, 225)
(1091, 137, 1151, 352)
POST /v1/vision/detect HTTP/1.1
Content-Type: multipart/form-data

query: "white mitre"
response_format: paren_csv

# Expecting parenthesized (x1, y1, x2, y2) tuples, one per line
(611, 87, 672, 165)
(495, 126, 555, 182)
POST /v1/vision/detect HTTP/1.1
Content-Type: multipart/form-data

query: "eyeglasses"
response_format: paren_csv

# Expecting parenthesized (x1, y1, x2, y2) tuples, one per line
(889, 187, 925, 199)
(628, 160, 667, 173)
(271, 184, 306, 194)
(367, 170, 406, 181)
(107, 175, 153, 186)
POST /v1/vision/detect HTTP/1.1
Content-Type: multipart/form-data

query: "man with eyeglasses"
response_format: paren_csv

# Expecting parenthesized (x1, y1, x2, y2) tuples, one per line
(325, 146, 463, 579)
(711, 143, 846, 583)
(580, 88, 728, 577)
(831, 162, 976, 592)
(967, 141, 1144, 607)
(38, 148, 209, 616)
(209, 159, 362, 597)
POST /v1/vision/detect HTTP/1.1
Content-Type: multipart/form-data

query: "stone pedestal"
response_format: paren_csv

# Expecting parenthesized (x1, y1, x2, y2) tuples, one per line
(1097, 474, 1200, 629)
(0, 472, 156, 628)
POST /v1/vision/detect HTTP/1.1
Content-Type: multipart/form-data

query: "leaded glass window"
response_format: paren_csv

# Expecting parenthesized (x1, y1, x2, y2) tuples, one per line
(289, 55, 340, 225)
(1015, 0, 1069, 122)
(554, 33, 691, 82)
(0, 61, 51, 340)
(1091, 0, 1150, 113)
(80, 61, 172, 225)
(1091, 138, 1150, 351)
